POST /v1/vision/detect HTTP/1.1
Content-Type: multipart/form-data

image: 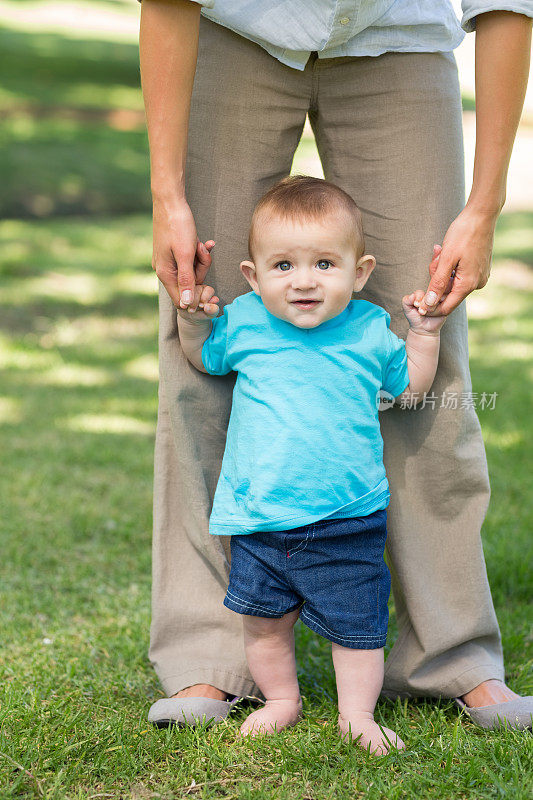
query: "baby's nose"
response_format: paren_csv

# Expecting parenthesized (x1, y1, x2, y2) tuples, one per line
(291, 270, 317, 289)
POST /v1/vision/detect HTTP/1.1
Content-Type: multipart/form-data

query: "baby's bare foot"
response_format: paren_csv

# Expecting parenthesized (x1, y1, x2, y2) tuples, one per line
(238, 698, 303, 737)
(338, 712, 405, 756)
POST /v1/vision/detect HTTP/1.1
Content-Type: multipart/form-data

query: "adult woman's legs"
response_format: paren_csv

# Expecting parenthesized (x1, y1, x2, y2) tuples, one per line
(151, 24, 507, 703)
(149, 17, 312, 699)
(311, 49, 504, 698)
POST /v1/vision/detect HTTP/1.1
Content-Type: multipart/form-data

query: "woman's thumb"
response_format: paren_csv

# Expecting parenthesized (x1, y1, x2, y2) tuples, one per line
(177, 258, 196, 307)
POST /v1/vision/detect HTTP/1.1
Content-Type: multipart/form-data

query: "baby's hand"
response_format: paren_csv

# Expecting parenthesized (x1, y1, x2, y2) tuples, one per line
(177, 283, 220, 322)
(402, 289, 446, 334)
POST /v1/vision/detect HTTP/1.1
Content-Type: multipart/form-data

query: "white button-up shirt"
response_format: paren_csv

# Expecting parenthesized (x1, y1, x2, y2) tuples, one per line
(139, 1, 533, 71)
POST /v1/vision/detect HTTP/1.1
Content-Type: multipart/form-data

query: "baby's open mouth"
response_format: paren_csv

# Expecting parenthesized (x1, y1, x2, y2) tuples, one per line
(291, 300, 321, 308)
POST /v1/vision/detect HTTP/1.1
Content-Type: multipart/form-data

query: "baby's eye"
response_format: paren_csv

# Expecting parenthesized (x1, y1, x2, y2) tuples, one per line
(316, 260, 333, 270)
(276, 261, 292, 272)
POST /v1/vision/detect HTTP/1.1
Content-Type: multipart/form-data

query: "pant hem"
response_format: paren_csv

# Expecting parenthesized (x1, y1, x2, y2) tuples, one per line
(157, 666, 264, 701)
(382, 663, 505, 700)
(441, 663, 506, 698)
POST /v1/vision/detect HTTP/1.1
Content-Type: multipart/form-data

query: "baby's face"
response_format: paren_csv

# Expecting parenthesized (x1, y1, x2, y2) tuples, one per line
(240, 212, 375, 329)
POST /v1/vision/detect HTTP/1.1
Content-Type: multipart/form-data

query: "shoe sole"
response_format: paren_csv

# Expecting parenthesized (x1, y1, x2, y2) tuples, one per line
(148, 695, 264, 729)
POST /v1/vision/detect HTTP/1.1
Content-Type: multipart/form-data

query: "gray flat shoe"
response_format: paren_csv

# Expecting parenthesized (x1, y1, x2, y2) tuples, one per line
(148, 694, 249, 729)
(454, 696, 533, 730)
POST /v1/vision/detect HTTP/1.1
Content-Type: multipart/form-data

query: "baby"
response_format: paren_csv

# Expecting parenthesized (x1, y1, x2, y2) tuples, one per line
(176, 176, 446, 755)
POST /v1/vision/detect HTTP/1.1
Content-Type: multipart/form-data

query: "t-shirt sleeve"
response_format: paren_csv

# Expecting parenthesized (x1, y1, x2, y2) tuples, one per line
(201, 305, 233, 375)
(381, 313, 410, 397)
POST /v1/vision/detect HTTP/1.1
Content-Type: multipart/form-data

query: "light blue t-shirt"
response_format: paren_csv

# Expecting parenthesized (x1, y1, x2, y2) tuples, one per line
(201, 292, 409, 536)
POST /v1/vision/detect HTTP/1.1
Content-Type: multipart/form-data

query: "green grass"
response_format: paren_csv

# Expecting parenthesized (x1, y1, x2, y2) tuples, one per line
(0, 210, 532, 800)
(0, 22, 151, 218)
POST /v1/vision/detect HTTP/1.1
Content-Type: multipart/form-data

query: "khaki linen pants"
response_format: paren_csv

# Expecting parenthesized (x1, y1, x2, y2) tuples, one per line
(150, 17, 504, 700)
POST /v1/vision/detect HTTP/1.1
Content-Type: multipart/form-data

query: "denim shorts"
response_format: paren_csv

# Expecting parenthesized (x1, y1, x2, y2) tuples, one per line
(223, 509, 390, 649)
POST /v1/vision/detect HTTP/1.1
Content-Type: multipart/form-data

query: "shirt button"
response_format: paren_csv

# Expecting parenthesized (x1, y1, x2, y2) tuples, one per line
(340, 17, 350, 25)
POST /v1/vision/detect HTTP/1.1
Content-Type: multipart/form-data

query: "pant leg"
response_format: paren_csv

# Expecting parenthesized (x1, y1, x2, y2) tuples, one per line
(149, 17, 312, 698)
(310, 50, 504, 698)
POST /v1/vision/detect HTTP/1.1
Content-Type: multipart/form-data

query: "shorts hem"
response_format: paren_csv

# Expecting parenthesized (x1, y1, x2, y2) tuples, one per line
(223, 588, 302, 618)
(299, 607, 387, 650)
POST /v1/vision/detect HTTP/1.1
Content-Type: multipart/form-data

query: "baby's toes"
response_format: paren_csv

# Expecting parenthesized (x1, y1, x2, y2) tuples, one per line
(239, 710, 268, 737)
(378, 725, 405, 753)
(339, 718, 405, 756)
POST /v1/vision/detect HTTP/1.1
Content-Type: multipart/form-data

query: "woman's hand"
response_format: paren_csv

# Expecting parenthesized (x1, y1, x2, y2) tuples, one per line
(417, 205, 497, 317)
(152, 195, 215, 308)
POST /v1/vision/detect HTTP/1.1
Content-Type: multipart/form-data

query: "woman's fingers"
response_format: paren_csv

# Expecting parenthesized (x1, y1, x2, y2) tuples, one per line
(428, 245, 442, 279)
(430, 274, 471, 316)
(180, 241, 215, 309)
(152, 197, 198, 308)
(428, 247, 455, 296)
(154, 259, 181, 308)
(418, 245, 457, 315)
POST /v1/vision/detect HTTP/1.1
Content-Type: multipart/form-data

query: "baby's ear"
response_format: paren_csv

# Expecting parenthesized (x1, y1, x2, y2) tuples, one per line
(240, 260, 259, 293)
(353, 254, 376, 291)
(357, 253, 376, 272)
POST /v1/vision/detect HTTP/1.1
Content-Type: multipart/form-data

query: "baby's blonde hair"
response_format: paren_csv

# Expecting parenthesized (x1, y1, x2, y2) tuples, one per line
(248, 175, 365, 261)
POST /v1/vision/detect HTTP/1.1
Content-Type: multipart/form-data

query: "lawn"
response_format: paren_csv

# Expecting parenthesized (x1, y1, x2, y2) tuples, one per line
(0, 3, 532, 798)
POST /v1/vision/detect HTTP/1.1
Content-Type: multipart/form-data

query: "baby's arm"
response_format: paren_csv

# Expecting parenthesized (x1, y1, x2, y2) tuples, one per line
(395, 289, 446, 404)
(176, 284, 220, 373)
